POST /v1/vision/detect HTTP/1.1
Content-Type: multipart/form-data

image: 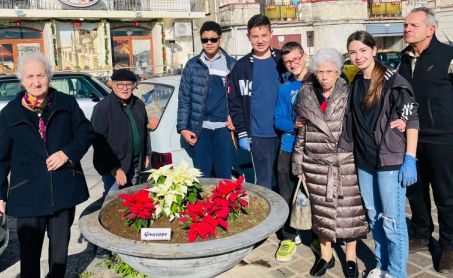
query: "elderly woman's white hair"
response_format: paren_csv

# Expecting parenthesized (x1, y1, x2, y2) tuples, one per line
(311, 47, 343, 74)
(15, 52, 53, 81)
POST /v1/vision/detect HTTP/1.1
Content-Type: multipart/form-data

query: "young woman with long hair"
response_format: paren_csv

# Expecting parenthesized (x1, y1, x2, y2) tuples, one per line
(346, 31, 419, 278)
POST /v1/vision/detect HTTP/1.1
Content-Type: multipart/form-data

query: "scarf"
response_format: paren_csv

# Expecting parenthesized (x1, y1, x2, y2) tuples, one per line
(22, 93, 51, 144)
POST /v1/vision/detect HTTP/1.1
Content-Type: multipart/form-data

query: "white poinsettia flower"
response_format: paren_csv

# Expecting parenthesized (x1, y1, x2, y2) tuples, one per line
(164, 193, 176, 206)
(148, 164, 173, 182)
(155, 206, 162, 216)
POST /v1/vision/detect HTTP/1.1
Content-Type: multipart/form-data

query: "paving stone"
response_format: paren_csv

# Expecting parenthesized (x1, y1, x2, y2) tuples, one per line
(269, 267, 296, 277)
(409, 252, 435, 268)
(407, 262, 423, 276)
(288, 258, 311, 274)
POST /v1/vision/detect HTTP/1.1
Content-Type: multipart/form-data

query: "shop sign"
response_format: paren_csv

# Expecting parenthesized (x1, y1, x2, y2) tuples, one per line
(372, 0, 401, 4)
(59, 0, 100, 7)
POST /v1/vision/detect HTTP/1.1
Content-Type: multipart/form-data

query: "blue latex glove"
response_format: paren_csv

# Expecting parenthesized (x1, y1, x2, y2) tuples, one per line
(398, 154, 417, 187)
(238, 138, 251, 151)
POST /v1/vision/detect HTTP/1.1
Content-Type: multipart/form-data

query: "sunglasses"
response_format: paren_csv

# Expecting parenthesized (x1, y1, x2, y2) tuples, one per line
(201, 37, 219, 44)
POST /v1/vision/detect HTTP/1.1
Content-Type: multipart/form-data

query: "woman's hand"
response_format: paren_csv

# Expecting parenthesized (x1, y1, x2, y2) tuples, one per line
(46, 151, 69, 171)
(298, 174, 305, 181)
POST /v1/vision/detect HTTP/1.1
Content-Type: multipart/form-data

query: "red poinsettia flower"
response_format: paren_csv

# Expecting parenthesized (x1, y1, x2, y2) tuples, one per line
(118, 189, 156, 232)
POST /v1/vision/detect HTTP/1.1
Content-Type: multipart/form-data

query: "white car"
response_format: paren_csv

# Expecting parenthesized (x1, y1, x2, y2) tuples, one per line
(0, 72, 109, 119)
(135, 75, 192, 169)
(136, 75, 253, 180)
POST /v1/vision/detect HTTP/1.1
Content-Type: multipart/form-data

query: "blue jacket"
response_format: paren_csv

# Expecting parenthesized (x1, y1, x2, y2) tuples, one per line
(274, 78, 302, 152)
(227, 48, 288, 140)
(177, 48, 236, 136)
(0, 89, 94, 217)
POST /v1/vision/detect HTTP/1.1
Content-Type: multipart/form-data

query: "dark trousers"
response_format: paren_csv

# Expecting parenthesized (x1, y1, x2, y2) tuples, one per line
(16, 207, 76, 278)
(193, 127, 234, 179)
(250, 136, 279, 189)
(277, 150, 298, 240)
(406, 143, 453, 250)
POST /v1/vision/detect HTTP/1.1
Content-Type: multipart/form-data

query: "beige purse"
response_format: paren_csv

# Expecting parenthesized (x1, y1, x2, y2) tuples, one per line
(290, 178, 312, 230)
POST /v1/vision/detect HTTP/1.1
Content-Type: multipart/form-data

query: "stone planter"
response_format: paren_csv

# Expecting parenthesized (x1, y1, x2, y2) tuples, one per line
(79, 178, 288, 278)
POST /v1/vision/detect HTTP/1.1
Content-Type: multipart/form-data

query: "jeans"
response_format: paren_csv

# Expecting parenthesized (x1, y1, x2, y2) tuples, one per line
(250, 136, 279, 189)
(277, 150, 298, 241)
(192, 127, 235, 179)
(357, 168, 408, 278)
(406, 143, 453, 250)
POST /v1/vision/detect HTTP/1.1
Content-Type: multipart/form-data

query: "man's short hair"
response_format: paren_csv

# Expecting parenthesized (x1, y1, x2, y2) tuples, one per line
(281, 41, 304, 56)
(200, 21, 222, 36)
(410, 7, 438, 27)
(247, 14, 271, 33)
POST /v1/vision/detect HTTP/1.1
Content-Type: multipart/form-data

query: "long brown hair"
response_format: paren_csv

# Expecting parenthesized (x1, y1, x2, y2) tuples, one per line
(347, 31, 387, 110)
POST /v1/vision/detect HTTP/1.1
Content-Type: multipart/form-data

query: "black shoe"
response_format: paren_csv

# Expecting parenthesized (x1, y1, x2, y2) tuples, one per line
(345, 260, 358, 278)
(310, 256, 335, 277)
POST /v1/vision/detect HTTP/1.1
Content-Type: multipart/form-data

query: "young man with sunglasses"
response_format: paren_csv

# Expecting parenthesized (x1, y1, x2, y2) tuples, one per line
(228, 14, 287, 189)
(91, 69, 151, 195)
(177, 21, 237, 178)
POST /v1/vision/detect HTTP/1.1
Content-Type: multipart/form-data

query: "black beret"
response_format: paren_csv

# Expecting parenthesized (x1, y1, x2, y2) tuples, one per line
(111, 69, 137, 82)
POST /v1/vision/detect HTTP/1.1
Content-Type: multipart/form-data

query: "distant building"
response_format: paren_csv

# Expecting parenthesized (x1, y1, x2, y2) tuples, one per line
(0, 0, 206, 78)
(201, 0, 453, 58)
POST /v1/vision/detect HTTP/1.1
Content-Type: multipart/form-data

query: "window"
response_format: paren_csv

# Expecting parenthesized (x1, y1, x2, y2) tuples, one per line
(0, 80, 23, 101)
(135, 83, 174, 130)
(50, 76, 106, 99)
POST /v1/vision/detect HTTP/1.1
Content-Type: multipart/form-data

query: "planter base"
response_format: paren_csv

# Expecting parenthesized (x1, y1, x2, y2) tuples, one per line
(120, 246, 253, 277)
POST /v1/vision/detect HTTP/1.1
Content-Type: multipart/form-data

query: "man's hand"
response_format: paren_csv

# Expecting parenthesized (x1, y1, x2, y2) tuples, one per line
(399, 154, 417, 188)
(295, 116, 304, 129)
(0, 200, 5, 216)
(46, 151, 69, 171)
(238, 138, 251, 151)
(390, 119, 406, 132)
(144, 156, 150, 169)
(181, 130, 197, 146)
(112, 168, 127, 186)
(226, 115, 235, 131)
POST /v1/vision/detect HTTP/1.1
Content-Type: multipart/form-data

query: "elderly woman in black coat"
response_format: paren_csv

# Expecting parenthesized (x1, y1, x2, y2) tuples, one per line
(0, 53, 94, 278)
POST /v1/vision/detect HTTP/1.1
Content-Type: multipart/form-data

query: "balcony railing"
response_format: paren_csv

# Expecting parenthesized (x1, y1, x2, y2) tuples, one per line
(265, 4, 297, 21)
(0, 0, 205, 12)
(369, 0, 402, 17)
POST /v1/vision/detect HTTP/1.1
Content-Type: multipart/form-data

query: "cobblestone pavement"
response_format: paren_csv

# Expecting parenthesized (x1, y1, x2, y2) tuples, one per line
(0, 149, 451, 278)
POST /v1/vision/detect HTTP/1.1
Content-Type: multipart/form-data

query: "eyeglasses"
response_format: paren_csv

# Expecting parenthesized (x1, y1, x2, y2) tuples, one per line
(201, 37, 219, 44)
(283, 56, 303, 66)
(114, 82, 135, 89)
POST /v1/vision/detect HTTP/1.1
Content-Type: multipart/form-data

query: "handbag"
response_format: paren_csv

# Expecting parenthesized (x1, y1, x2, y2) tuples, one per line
(290, 178, 312, 230)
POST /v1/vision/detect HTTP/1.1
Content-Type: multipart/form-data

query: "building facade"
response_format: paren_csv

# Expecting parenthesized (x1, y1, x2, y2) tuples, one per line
(0, 0, 206, 77)
(205, 0, 453, 58)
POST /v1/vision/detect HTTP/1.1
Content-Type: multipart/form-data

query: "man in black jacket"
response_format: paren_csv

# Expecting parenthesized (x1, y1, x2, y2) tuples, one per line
(399, 7, 453, 273)
(91, 69, 151, 194)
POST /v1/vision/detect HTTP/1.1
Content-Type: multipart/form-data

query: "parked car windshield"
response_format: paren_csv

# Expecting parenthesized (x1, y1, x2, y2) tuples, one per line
(0, 74, 109, 101)
(136, 83, 174, 130)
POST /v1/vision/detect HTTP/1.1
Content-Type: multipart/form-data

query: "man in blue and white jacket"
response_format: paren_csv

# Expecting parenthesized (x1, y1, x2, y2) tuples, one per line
(274, 41, 311, 262)
(177, 21, 236, 178)
(228, 14, 287, 189)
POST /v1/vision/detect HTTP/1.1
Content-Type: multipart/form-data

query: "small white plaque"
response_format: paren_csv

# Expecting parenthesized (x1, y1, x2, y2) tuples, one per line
(141, 228, 171, 241)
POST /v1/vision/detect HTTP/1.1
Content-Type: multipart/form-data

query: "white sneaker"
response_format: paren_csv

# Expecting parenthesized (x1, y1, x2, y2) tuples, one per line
(366, 268, 390, 278)
(294, 234, 301, 245)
